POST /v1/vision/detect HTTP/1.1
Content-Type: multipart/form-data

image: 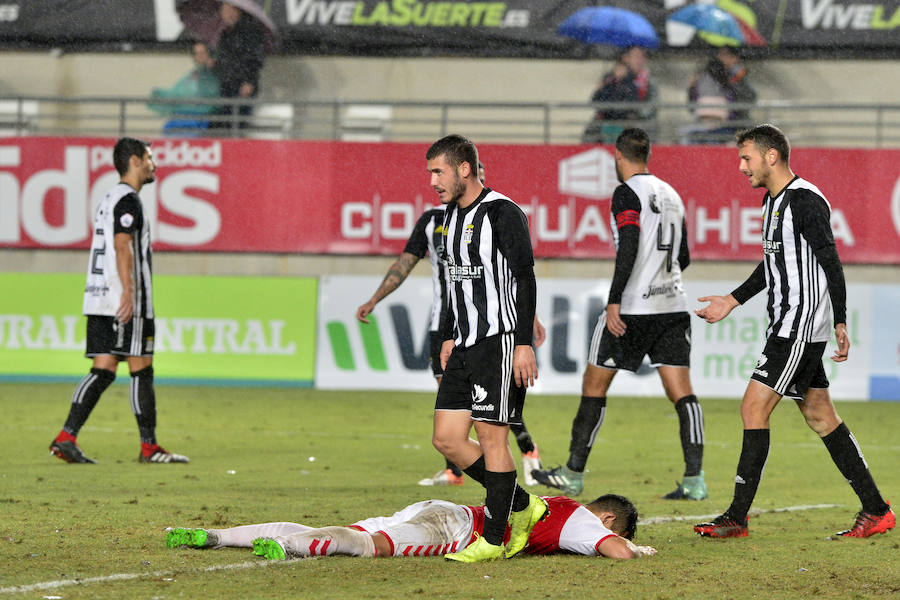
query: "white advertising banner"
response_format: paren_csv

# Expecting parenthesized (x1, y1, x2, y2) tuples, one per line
(316, 275, 878, 401)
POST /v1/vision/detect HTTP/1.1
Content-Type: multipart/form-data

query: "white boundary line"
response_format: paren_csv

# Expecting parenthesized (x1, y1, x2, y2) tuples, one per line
(1, 503, 846, 595)
(0, 557, 305, 595)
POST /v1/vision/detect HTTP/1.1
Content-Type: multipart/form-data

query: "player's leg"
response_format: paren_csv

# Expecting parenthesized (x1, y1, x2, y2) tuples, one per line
(354, 499, 474, 557)
(419, 349, 465, 487)
(659, 366, 706, 499)
(510, 420, 542, 486)
(120, 317, 188, 463)
(263, 526, 377, 559)
(165, 522, 312, 549)
(51, 317, 120, 464)
(798, 384, 894, 537)
(695, 379, 779, 538)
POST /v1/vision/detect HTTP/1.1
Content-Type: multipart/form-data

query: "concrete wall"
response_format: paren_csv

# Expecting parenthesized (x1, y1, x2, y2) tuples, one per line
(4, 51, 900, 105)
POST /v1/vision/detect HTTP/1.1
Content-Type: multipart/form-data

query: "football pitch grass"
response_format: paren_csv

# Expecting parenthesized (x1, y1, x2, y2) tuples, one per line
(1, 383, 898, 599)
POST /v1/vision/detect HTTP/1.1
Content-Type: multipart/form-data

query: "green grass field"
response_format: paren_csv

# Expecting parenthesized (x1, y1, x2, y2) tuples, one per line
(1, 383, 898, 599)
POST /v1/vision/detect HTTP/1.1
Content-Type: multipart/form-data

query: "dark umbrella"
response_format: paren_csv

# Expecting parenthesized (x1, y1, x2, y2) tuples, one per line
(177, 0, 279, 53)
(558, 7, 660, 49)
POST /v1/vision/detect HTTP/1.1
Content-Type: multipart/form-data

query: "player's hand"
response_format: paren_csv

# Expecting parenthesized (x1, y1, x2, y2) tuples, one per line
(115, 291, 134, 324)
(532, 316, 547, 348)
(513, 345, 537, 388)
(356, 300, 376, 324)
(605, 304, 626, 337)
(634, 545, 658, 557)
(440, 339, 455, 371)
(695, 294, 738, 324)
(831, 323, 850, 362)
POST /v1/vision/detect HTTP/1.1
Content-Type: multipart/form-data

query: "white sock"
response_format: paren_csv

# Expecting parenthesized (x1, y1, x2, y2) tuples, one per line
(279, 526, 376, 557)
(210, 522, 312, 548)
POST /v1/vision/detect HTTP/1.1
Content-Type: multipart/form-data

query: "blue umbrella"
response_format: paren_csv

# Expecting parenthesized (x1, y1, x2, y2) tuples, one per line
(667, 3, 743, 46)
(558, 7, 660, 49)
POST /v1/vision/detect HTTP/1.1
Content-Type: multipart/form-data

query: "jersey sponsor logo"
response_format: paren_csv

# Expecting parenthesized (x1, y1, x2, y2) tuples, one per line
(472, 383, 488, 403)
(447, 262, 484, 282)
(641, 282, 677, 299)
(119, 213, 134, 228)
(762, 239, 782, 254)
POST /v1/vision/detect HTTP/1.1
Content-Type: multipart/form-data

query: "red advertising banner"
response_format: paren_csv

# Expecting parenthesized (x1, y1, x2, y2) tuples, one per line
(2, 137, 899, 263)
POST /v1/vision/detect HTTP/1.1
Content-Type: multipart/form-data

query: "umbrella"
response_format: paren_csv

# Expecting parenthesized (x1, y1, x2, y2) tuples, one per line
(558, 7, 660, 49)
(177, 0, 279, 54)
(667, 3, 745, 47)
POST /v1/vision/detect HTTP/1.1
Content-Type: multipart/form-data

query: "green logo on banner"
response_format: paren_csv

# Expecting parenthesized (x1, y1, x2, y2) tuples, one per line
(327, 314, 388, 371)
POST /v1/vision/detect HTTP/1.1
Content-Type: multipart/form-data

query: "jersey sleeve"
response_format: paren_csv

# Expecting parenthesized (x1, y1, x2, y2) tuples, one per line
(792, 190, 847, 325)
(607, 185, 642, 304)
(557, 505, 618, 555)
(402, 210, 432, 258)
(113, 193, 143, 236)
(493, 201, 536, 346)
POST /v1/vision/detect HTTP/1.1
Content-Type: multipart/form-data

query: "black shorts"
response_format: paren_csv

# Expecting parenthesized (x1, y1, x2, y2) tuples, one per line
(429, 331, 444, 377)
(434, 333, 525, 425)
(751, 336, 829, 399)
(588, 311, 691, 372)
(85, 315, 155, 358)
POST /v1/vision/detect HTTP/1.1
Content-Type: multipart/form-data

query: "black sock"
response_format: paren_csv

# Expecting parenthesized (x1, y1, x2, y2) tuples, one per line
(675, 395, 704, 477)
(463, 455, 529, 512)
(129, 366, 157, 445)
(566, 396, 606, 472)
(445, 458, 463, 477)
(822, 422, 889, 515)
(510, 422, 535, 454)
(463, 455, 486, 486)
(482, 470, 517, 545)
(63, 368, 116, 436)
(726, 429, 770, 522)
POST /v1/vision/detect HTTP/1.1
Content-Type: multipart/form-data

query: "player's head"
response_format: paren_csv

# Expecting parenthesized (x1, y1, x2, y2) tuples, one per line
(614, 128, 650, 183)
(426, 134, 479, 204)
(587, 494, 639, 540)
(113, 137, 155, 184)
(735, 124, 790, 189)
(735, 123, 790, 165)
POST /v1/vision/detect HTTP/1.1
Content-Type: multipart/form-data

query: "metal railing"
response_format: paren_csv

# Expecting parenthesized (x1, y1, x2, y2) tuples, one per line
(2, 96, 900, 148)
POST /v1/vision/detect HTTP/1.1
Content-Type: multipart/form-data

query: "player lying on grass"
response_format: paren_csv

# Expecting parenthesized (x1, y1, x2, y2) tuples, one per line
(166, 493, 656, 560)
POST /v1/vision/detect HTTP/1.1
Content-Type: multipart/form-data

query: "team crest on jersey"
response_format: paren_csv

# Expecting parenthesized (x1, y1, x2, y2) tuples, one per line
(462, 224, 475, 244)
(771, 211, 780, 229)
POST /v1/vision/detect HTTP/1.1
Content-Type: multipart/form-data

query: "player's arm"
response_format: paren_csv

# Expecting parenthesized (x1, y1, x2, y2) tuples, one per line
(606, 185, 641, 337)
(356, 252, 420, 323)
(597, 535, 657, 559)
(495, 202, 537, 387)
(696, 261, 764, 324)
(678, 218, 691, 271)
(794, 191, 849, 362)
(357, 212, 431, 323)
(114, 233, 135, 323)
(112, 193, 141, 324)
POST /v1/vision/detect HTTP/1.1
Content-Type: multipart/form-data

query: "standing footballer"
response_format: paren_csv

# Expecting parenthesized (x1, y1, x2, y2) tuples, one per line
(694, 124, 893, 538)
(49, 137, 188, 465)
(426, 134, 546, 562)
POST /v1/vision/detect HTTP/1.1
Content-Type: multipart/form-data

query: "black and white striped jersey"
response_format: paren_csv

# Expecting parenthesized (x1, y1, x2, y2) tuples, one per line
(83, 183, 154, 319)
(441, 188, 534, 349)
(753, 176, 842, 342)
(403, 205, 448, 332)
(609, 174, 689, 314)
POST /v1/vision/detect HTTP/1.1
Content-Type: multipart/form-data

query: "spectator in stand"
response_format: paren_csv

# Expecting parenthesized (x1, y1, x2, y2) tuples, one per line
(582, 46, 657, 144)
(681, 47, 757, 144)
(213, 1, 265, 131)
(148, 41, 220, 135)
